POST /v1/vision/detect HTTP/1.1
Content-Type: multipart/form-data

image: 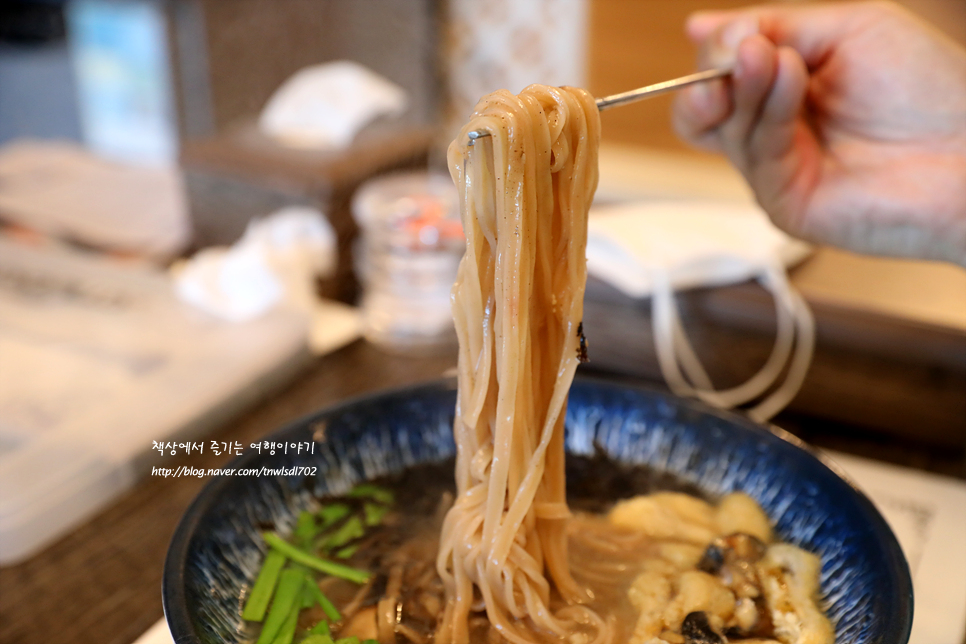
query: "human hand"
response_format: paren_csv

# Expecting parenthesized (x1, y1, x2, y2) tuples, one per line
(672, 1, 966, 265)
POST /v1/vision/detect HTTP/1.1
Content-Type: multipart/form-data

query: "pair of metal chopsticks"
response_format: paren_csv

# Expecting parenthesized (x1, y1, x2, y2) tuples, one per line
(467, 67, 731, 145)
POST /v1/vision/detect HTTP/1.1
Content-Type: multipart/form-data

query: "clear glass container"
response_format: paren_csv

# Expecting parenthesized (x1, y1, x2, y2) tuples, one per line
(352, 171, 463, 354)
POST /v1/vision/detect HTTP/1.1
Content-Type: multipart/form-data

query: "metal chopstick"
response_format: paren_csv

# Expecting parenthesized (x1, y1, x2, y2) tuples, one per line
(467, 67, 731, 145)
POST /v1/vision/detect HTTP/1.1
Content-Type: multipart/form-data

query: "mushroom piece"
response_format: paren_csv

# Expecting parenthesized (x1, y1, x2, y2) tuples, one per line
(698, 533, 767, 574)
(698, 533, 767, 598)
(697, 533, 774, 638)
(681, 611, 725, 644)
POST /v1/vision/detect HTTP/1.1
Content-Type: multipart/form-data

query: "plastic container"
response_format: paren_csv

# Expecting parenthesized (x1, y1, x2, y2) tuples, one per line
(352, 172, 463, 354)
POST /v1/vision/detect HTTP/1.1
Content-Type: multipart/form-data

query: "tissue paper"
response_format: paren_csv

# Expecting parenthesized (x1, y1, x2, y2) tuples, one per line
(173, 206, 336, 323)
(259, 61, 408, 150)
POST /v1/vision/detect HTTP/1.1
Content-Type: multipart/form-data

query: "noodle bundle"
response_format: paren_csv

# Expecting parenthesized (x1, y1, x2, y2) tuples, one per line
(436, 85, 604, 643)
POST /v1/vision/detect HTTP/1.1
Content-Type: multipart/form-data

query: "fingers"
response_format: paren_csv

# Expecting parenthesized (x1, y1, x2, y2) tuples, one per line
(752, 46, 810, 160)
(719, 34, 781, 170)
(697, 15, 761, 70)
(687, 3, 861, 68)
(671, 34, 779, 155)
(673, 11, 763, 151)
(744, 47, 820, 234)
(686, 11, 736, 43)
(672, 79, 731, 152)
(676, 30, 817, 236)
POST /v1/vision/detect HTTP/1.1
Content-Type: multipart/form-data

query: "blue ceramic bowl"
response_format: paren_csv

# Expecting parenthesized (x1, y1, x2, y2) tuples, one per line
(163, 377, 913, 644)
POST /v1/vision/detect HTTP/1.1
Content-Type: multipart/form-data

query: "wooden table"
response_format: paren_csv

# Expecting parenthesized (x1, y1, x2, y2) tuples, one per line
(0, 339, 962, 644)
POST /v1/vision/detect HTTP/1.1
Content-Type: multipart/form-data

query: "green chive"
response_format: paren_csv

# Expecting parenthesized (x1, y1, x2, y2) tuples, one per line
(317, 503, 351, 530)
(308, 619, 331, 636)
(321, 516, 364, 551)
(334, 637, 361, 644)
(300, 635, 334, 644)
(242, 550, 287, 622)
(362, 640, 379, 644)
(256, 568, 304, 644)
(304, 580, 341, 621)
(348, 483, 393, 505)
(269, 598, 300, 644)
(262, 532, 369, 584)
(363, 502, 389, 527)
(294, 511, 319, 546)
(335, 544, 358, 560)
(299, 584, 315, 609)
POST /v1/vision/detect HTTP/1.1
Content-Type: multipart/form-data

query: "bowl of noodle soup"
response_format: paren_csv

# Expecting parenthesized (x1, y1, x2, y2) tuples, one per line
(165, 84, 910, 644)
(163, 376, 912, 644)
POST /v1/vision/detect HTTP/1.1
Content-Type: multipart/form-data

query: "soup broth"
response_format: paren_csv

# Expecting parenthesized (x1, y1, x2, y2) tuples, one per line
(246, 456, 818, 644)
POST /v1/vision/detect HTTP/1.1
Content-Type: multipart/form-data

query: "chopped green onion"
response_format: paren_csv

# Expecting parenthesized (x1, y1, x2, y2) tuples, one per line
(242, 550, 287, 622)
(362, 640, 378, 644)
(363, 502, 389, 527)
(321, 516, 364, 550)
(300, 636, 334, 644)
(269, 599, 300, 644)
(348, 483, 394, 505)
(294, 511, 319, 546)
(308, 619, 331, 636)
(299, 584, 315, 609)
(334, 637, 361, 644)
(304, 580, 341, 621)
(335, 544, 358, 560)
(262, 532, 370, 584)
(256, 568, 304, 644)
(317, 503, 351, 530)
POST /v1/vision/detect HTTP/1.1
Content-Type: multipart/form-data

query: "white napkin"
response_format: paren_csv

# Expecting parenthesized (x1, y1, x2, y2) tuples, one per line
(259, 61, 408, 150)
(173, 206, 336, 323)
(586, 201, 814, 422)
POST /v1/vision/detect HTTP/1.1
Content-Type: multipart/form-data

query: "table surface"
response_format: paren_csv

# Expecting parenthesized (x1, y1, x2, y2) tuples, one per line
(1, 339, 963, 644)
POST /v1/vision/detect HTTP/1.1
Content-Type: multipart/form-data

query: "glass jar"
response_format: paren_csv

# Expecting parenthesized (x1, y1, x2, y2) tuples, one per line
(352, 172, 463, 354)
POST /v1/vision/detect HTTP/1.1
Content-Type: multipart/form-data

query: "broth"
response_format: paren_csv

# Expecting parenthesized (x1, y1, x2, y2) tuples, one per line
(245, 455, 831, 644)
(286, 457, 726, 643)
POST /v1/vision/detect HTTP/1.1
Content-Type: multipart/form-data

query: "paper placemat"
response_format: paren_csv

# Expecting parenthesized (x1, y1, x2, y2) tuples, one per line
(135, 451, 966, 644)
(824, 451, 966, 644)
(0, 236, 361, 564)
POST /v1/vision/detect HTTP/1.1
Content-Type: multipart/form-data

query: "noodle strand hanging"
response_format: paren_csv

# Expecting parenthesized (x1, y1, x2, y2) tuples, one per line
(436, 85, 604, 643)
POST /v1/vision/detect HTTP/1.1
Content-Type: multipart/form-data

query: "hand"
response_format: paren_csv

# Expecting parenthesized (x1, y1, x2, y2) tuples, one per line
(672, 1, 966, 265)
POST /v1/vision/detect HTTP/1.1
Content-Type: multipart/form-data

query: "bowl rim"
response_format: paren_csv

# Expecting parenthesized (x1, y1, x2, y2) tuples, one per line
(163, 375, 913, 644)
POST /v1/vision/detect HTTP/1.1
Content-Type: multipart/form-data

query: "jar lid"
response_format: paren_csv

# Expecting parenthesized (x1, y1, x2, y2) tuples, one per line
(351, 171, 462, 248)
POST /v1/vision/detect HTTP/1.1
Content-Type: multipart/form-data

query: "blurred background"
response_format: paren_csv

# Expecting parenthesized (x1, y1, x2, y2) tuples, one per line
(4, 0, 964, 150)
(0, 1, 964, 643)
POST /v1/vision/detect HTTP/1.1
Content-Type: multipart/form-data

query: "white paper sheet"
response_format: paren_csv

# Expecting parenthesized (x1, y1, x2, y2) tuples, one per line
(0, 236, 359, 563)
(825, 451, 966, 644)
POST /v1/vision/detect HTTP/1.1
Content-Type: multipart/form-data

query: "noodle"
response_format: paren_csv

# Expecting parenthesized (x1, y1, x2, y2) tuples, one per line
(436, 85, 603, 643)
